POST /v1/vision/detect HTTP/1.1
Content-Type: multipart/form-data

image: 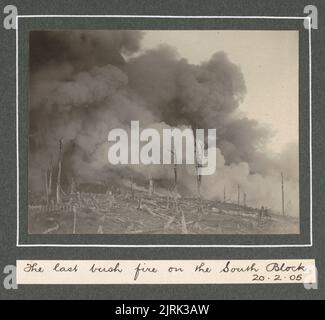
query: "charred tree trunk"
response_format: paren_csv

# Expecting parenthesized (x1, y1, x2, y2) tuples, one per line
(170, 147, 178, 194)
(44, 163, 53, 211)
(48, 165, 52, 199)
(281, 172, 285, 216)
(70, 177, 76, 194)
(45, 170, 49, 207)
(148, 176, 154, 197)
(193, 125, 203, 215)
(56, 139, 63, 204)
(130, 178, 134, 199)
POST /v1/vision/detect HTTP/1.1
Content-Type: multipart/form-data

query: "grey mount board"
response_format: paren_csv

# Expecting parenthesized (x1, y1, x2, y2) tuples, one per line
(0, 0, 324, 300)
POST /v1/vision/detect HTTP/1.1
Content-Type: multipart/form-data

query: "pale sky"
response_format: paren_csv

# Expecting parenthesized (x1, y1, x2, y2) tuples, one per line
(139, 30, 299, 154)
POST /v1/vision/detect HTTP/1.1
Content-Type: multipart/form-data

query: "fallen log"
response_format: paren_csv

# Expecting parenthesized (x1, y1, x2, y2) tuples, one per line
(43, 223, 59, 234)
(164, 216, 176, 230)
(181, 212, 188, 234)
(142, 204, 159, 217)
(128, 226, 166, 234)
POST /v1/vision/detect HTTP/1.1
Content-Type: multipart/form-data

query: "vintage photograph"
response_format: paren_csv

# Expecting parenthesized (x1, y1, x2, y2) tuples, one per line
(28, 30, 299, 235)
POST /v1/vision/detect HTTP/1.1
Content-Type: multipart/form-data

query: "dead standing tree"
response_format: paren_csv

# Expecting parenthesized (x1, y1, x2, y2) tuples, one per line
(281, 172, 285, 216)
(70, 177, 76, 195)
(148, 174, 154, 197)
(243, 192, 247, 207)
(56, 138, 63, 204)
(193, 129, 204, 216)
(130, 177, 134, 200)
(168, 147, 180, 213)
(171, 147, 178, 193)
(44, 158, 53, 212)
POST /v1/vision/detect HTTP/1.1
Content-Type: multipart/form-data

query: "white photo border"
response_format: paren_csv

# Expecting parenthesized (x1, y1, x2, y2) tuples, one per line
(16, 15, 313, 248)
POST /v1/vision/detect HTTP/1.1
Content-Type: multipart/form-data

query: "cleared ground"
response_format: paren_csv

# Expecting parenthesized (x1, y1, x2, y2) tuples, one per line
(28, 188, 299, 235)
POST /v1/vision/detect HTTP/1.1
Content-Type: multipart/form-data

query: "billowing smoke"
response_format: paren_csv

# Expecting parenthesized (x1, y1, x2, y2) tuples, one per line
(29, 31, 299, 216)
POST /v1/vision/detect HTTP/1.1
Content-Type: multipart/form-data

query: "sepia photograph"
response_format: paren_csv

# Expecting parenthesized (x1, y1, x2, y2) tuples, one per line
(28, 30, 299, 235)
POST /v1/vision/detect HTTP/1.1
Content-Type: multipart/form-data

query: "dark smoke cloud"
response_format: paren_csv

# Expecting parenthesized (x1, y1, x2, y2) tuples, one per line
(126, 48, 274, 173)
(29, 31, 299, 215)
(126, 49, 246, 129)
